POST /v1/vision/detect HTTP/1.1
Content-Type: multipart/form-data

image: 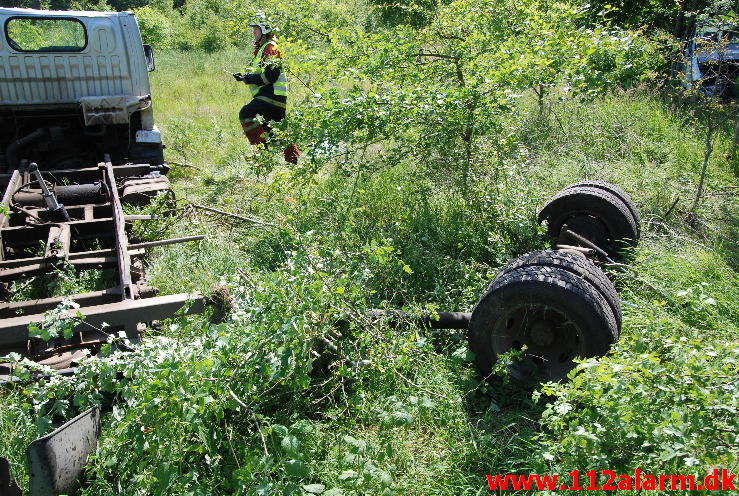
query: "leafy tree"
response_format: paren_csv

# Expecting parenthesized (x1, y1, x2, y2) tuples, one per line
(585, 0, 739, 38)
(135, 5, 174, 46)
(256, 0, 661, 194)
(366, 0, 445, 28)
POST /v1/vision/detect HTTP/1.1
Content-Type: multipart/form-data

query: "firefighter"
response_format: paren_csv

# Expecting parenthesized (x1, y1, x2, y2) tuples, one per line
(233, 22, 300, 164)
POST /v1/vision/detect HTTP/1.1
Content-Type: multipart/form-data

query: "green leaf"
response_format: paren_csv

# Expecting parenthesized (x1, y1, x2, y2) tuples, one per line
(302, 484, 325, 494)
(285, 459, 308, 478)
(256, 483, 271, 496)
(272, 424, 289, 437)
(343, 436, 366, 452)
(375, 469, 393, 487)
(338, 470, 357, 480)
(391, 411, 413, 426)
(281, 435, 301, 456)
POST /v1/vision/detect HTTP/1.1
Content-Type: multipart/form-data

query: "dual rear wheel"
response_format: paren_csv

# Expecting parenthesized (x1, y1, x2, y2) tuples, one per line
(538, 181, 640, 260)
(469, 181, 639, 382)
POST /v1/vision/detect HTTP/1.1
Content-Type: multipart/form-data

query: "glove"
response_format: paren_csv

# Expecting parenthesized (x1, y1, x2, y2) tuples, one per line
(233, 72, 244, 81)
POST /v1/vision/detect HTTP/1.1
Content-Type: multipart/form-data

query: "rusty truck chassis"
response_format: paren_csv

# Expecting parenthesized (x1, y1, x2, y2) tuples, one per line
(0, 158, 205, 380)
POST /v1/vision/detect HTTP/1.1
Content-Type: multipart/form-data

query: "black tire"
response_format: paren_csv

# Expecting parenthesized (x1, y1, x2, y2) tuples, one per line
(538, 186, 639, 259)
(564, 181, 641, 238)
(469, 265, 617, 382)
(494, 250, 621, 334)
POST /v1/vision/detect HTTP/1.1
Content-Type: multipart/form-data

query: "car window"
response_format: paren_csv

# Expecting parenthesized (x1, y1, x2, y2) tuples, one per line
(697, 28, 720, 43)
(6, 17, 87, 52)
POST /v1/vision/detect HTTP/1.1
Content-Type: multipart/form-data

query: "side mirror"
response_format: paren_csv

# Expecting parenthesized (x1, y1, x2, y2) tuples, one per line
(143, 44, 155, 72)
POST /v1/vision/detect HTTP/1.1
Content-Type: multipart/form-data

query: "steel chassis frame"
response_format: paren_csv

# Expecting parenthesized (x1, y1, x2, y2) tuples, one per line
(0, 158, 204, 378)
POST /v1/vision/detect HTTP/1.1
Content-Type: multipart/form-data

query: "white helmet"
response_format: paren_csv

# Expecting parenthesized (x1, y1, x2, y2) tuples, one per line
(249, 22, 274, 36)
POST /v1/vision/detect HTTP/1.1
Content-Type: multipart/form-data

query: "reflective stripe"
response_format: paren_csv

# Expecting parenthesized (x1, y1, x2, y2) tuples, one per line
(245, 41, 275, 70)
(255, 40, 275, 63)
(273, 73, 287, 96)
(255, 96, 287, 108)
(245, 40, 287, 98)
(246, 41, 276, 76)
(241, 121, 262, 132)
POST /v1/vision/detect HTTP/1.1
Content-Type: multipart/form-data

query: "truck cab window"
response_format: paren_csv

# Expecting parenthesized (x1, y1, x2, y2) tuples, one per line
(6, 17, 86, 52)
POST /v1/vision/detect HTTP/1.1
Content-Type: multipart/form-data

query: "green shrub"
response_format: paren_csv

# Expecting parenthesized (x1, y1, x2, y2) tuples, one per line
(366, 0, 441, 28)
(196, 14, 232, 52)
(536, 333, 738, 475)
(134, 6, 175, 48)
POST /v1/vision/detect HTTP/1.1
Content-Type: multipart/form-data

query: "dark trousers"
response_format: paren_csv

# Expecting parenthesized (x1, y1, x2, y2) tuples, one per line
(238, 99, 299, 163)
(239, 99, 286, 144)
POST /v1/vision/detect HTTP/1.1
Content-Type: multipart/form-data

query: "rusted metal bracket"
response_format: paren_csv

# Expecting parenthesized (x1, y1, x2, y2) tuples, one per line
(0, 155, 206, 375)
(0, 287, 148, 319)
(0, 236, 201, 274)
(102, 159, 134, 303)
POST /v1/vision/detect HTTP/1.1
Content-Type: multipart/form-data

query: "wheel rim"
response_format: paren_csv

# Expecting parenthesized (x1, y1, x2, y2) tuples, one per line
(557, 212, 613, 252)
(490, 303, 586, 381)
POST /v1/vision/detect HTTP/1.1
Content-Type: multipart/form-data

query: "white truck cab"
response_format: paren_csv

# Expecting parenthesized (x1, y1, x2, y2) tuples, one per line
(0, 7, 163, 170)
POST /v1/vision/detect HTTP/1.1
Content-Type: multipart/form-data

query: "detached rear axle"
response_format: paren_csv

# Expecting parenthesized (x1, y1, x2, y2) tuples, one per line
(372, 180, 640, 383)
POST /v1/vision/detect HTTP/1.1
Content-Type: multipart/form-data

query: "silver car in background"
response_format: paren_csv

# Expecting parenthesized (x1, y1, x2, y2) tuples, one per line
(683, 23, 739, 98)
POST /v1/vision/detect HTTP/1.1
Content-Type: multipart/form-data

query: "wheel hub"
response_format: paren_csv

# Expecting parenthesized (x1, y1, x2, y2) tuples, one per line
(529, 320, 555, 347)
(558, 214, 611, 253)
(490, 304, 585, 381)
